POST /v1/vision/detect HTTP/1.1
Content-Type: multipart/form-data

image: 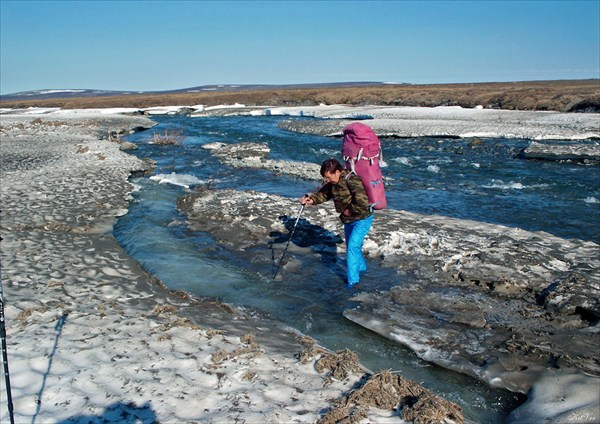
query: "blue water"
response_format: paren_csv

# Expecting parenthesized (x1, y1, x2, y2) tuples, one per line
(115, 115, 599, 422)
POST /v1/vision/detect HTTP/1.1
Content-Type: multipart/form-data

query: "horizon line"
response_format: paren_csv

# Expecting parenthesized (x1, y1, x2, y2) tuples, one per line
(3, 78, 600, 97)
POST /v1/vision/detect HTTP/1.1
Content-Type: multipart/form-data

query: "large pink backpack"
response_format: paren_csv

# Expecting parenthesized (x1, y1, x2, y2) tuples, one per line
(342, 122, 387, 210)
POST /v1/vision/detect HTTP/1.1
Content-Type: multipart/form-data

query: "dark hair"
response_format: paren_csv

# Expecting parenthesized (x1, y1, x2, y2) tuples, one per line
(320, 158, 343, 177)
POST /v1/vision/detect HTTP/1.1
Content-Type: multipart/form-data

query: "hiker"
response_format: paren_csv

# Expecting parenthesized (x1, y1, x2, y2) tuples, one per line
(300, 158, 374, 287)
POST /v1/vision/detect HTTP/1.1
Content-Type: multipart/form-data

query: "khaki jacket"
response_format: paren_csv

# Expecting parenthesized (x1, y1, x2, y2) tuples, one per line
(309, 170, 373, 224)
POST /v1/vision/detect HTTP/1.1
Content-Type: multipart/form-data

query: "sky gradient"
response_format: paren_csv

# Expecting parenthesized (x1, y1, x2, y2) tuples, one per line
(1, 0, 599, 95)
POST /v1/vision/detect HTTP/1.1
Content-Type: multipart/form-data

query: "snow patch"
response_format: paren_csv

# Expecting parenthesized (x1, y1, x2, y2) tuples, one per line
(149, 172, 204, 188)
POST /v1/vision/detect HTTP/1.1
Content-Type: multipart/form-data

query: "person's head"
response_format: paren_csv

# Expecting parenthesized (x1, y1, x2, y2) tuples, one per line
(320, 159, 343, 184)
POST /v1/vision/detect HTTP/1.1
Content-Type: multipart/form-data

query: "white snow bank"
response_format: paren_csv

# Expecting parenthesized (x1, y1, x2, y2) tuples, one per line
(204, 103, 246, 110)
(1, 103, 597, 141)
(143, 106, 194, 115)
(51, 107, 142, 115)
(149, 172, 204, 188)
(509, 371, 600, 424)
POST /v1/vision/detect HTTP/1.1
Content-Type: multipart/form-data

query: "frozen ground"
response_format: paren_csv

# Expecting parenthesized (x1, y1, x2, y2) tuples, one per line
(1, 105, 598, 423)
(0, 112, 462, 423)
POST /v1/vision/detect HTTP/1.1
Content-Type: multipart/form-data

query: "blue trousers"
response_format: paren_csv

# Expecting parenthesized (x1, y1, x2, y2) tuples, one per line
(344, 214, 374, 285)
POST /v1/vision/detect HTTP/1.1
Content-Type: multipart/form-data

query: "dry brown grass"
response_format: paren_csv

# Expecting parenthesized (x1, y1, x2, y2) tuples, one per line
(299, 344, 364, 386)
(296, 337, 463, 423)
(1, 80, 598, 112)
(150, 128, 184, 145)
(318, 370, 464, 424)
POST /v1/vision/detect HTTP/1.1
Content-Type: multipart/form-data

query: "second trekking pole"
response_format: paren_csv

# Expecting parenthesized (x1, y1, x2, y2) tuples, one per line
(0, 275, 15, 424)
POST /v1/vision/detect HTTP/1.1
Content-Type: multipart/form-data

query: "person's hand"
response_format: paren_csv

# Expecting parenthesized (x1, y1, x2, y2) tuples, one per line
(300, 194, 314, 206)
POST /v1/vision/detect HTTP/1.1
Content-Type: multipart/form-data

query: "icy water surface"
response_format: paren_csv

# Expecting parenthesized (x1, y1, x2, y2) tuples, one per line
(115, 115, 599, 422)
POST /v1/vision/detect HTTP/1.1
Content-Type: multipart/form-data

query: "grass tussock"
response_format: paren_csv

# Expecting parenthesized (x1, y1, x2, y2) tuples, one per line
(1, 80, 598, 112)
(297, 339, 462, 423)
(319, 370, 464, 424)
(298, 339, 364, 386)
(150, 128, 183, 145)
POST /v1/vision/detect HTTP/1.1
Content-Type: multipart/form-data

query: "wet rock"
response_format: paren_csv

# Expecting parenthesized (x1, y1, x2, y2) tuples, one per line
(119, 141, 138, 151)
(565, 97, 600, 113)
(535, 274, 600, 324)
(175, 107, 196, 115)
(191, 106, 265, 117)
(519, 140, 600, 163)
(203, 141, 271, 160)
(279, 119, 347, 136)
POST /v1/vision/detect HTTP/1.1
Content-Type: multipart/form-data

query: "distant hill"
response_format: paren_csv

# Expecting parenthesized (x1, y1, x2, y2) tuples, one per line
(1, 88, 135, 101)
(1, 80, 598, 112)
(1, 82, 397, 101)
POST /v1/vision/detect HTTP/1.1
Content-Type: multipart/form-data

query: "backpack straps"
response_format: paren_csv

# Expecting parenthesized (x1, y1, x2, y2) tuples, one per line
(345, 169, 378, 212)
(356, 147, 364, 162)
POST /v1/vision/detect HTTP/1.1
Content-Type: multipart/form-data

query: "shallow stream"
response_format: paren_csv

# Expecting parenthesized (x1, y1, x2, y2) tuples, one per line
(114, 115, 599, 422)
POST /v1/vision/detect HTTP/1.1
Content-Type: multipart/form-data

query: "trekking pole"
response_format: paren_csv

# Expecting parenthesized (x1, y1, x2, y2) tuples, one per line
(272, 204, 305, 279)
(0, 274, 15, 424)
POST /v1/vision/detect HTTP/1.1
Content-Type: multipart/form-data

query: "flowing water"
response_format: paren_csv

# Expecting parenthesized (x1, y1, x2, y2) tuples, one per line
(114, 115, 600, 422)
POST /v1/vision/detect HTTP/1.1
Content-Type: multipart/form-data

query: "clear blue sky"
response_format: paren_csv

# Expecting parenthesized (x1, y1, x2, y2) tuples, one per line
(1, 0, 599, 94)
